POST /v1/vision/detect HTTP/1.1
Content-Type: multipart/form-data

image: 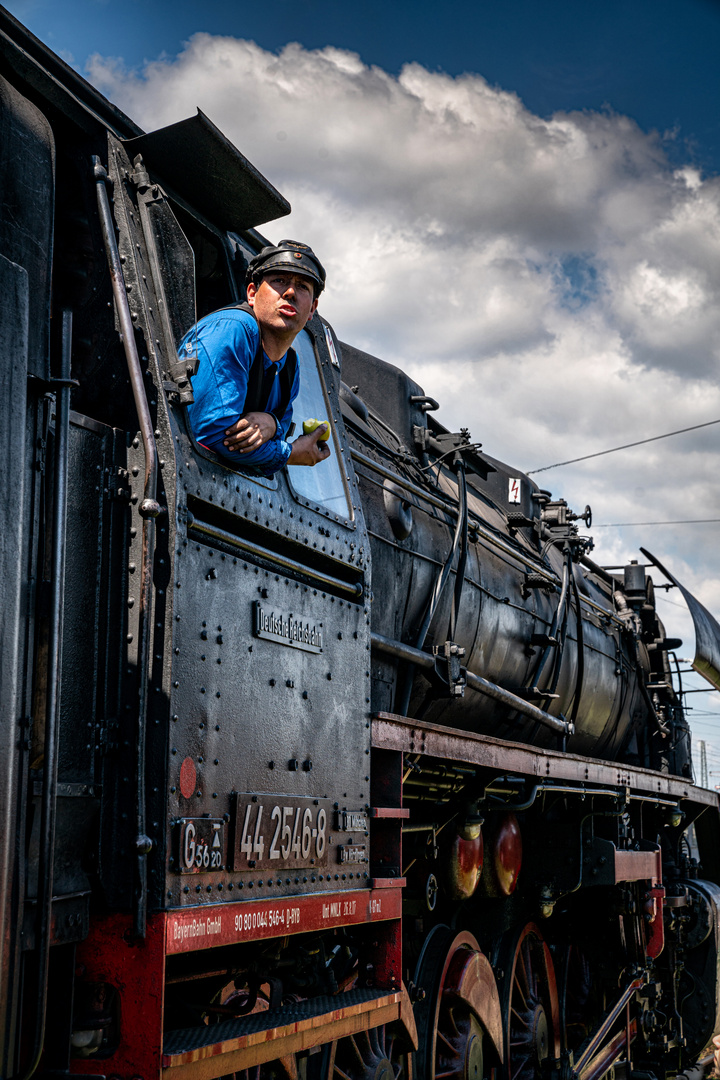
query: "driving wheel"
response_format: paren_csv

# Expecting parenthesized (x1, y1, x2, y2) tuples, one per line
(496, 923, 560, 1080)
(414, 927, 501, 1080)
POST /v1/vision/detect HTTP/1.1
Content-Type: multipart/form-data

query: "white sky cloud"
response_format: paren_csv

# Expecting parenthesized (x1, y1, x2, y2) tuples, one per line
(87, 35, 720, 756)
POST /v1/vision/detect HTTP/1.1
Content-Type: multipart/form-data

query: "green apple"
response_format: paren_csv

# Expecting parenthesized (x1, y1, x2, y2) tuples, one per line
(302, 418, 330, 441)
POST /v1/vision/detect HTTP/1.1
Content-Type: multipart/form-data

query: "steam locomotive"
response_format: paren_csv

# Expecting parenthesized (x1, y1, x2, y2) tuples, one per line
(2, 7, 720, 1080)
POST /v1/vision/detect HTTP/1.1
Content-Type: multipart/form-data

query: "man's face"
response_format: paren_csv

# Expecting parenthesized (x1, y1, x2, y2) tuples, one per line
(247, 271, 318, 336)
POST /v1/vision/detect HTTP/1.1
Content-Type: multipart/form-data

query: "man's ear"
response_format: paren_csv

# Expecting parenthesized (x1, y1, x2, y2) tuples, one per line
(246, 281, 257, 307)
(308, 297, 318, 320)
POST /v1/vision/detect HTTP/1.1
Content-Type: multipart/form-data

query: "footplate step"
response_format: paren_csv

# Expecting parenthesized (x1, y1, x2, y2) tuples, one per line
(162, 987, 406, 1080)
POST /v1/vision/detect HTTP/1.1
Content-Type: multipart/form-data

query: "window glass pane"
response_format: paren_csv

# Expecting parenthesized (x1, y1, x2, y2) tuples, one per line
(287, 330, 351, 518)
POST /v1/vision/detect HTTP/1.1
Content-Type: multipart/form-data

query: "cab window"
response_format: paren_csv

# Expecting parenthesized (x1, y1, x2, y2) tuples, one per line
(287, 330, 351, 519)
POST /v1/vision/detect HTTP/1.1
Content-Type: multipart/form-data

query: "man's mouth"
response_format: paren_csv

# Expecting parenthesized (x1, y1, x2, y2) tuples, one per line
(278, 305, 297, 316)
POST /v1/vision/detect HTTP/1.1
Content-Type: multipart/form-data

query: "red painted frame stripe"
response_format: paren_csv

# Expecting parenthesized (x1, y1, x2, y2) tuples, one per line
(166, 888, 402, 954)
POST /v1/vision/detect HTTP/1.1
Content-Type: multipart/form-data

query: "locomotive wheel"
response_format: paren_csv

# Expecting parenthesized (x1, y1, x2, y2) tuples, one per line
(414, 927, 500, 1080)
(496, 923, 560, 1080)
(330, 1024, 409, 1080)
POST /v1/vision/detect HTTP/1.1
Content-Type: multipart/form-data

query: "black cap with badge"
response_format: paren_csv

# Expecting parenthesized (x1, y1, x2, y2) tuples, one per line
(247, 240, 326, 295)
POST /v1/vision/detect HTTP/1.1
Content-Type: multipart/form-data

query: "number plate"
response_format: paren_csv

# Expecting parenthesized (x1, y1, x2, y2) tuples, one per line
(176, 818, 227, 874)
(233, 795, 332, 871)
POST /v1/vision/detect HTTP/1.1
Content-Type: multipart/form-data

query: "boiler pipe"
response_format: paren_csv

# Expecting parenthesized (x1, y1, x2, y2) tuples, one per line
(371, 632, 573, 737)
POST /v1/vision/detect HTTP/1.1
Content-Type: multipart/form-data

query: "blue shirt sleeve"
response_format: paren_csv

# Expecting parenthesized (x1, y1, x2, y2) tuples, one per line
(180, 310, 297, 477)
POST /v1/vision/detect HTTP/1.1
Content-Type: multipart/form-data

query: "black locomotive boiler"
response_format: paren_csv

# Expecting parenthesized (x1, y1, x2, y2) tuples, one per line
(2, 8, 720, 1080)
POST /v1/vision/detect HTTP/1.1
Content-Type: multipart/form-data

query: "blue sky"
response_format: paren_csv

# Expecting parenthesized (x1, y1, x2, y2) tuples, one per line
(7, 0, 720, 174)
(6, 0, 720, 772)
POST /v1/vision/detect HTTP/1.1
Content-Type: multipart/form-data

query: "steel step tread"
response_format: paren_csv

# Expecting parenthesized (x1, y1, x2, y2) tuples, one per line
(163, 987, 395, 1058)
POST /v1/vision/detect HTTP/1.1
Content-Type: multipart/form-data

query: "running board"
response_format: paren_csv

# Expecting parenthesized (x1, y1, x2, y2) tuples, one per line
(162, 986, 416, 1080)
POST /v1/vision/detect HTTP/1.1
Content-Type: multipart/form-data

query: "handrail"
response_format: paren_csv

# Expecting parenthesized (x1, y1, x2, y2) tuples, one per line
(371, 632, 573, 738)
(94, 155, 158, 938)
(188, 514, 364, 598)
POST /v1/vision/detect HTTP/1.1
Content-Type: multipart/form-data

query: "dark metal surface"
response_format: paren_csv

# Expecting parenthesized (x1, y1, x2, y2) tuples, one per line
(124, 110, 291, 233)
(133, 161, 198, 399)
(350, 447, 557, 579)
(642, 547, 720, 691)
(22, 311, 72, 1080)
(0, 253, 29, 1079)
(0, 73, 54, 379)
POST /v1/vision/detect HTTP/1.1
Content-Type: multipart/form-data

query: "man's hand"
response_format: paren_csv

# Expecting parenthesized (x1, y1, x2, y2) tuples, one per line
(287, 424, 331, 466)
(223, 411, 278, 454)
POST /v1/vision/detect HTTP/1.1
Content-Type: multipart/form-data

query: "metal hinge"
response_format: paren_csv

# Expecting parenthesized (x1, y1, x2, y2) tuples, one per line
(106, 466, 131, 502)
(96, 716, 119, 755)
(35, 435, 47, 474)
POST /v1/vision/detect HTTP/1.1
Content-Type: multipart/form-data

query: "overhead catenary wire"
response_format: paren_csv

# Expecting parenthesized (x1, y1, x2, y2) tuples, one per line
(594, 518, 720, 527)
(527, 417, 720, 475)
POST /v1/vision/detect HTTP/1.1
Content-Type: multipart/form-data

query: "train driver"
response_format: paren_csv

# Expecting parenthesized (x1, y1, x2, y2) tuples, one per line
(178, 239, 331, 477)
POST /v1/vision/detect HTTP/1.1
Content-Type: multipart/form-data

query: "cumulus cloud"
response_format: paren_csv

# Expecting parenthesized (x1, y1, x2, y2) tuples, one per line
(87, 36, 720, 744)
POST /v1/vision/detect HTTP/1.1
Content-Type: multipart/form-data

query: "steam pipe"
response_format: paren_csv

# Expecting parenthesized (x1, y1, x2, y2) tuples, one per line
(394, 462, 467, 716)
(570, 565, 585, 725)
(21, 310, 72, 1080)
(449, 462, 468, 643)
(415, 471, 465, 650)
(532, 550, 570, 690)
(94, 156, 158, 937)
(545, 549, 573, 699)
(372, 632, 573, 736)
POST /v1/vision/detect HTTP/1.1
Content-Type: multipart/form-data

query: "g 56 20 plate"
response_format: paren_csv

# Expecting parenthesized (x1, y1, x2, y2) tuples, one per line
(176, 818, 227, 874)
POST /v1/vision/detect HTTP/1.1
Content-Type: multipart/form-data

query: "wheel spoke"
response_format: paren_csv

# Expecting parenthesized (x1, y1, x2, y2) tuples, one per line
(437, 1028, 461, 1055)
(348, 1036, 367, 1070)
(512, 973, 529, 1011)
(510, 1005, 530, 1029)
(518, 942, 532, 993)
(510, 1053, 530, 1080)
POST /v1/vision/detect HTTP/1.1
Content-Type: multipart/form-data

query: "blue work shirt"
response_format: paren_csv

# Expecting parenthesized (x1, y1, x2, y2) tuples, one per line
(178, 308, 299, 476)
